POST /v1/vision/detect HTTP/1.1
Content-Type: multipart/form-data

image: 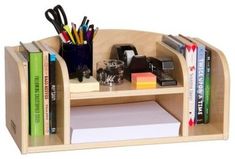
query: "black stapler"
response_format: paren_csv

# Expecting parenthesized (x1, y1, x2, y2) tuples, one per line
(147, 57, 177, 86)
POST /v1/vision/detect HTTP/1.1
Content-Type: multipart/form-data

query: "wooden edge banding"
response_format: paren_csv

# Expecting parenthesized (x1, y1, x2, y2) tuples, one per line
(5, 47, 28, 154)
(194, 38, 230, 139)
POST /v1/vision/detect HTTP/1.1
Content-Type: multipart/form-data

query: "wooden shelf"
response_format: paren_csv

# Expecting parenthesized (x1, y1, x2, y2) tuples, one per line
(71, 80, 184, 100)
(5, 29, 230, 154)
(189, 124, 223, 136)
(27, 134, 225, 153)
(28, 134, 63, 147)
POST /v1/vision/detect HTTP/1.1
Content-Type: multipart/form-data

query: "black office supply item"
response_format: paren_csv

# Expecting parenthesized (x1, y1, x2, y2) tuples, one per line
(147, 57, 177, 86)
(111, 44, 149, 80)
(110, 44, 138, 67)
(129, 55, 148, 73)
(60, 43, 93, 79)
(45, 5, 68, 33)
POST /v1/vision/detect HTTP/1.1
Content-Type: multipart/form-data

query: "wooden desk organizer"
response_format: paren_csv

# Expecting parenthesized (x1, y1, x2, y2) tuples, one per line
(5, 30, 230, 153)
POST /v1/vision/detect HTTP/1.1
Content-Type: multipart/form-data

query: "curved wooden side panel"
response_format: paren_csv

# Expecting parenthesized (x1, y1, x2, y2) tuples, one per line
(155, 41, 189, 136)
(54, 53, 70, 144)
(36, 39, 71, 145)
(5, 47, 28, 153)
(195, 38, 230, 138)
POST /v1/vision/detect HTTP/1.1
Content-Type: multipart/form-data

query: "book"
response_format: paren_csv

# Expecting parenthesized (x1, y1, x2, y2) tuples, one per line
(70, 76, 99, 93)
(18, 47, 29, 83)
(174, 36, 197, 126)
(204, 48, 211, 123)
(180, 37, 206, 124)
(49, 51, 56, 134)
(162, 35, 185, 57)
(38, 43, 57, 133)
(70, 101, 180, 143)
(33, 41, 50, 135)
(20, 42, 44, 136)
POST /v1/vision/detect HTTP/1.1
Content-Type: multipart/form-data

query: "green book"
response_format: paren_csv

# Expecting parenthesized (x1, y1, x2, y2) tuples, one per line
(204, 48, 211, 124)
(20, 42, 44, 136)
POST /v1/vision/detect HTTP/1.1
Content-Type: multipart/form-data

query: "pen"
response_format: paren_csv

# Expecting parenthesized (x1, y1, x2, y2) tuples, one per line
(85, 20, 89, 26)
(86, 27, 93, 42)
(80, 16, 87, 27)
(83, 19, 89, 31)
(59, 33, 66, 43)
(61, 31, 72, 43)
(63, 25, 76, 44)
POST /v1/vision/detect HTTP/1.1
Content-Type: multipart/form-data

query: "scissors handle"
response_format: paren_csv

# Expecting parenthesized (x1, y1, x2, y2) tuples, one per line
(45, 9, 62, 33)
(53, 5, 68, 27)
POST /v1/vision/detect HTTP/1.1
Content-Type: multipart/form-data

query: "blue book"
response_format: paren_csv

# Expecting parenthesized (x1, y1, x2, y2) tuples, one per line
(194, 41, 205, 124)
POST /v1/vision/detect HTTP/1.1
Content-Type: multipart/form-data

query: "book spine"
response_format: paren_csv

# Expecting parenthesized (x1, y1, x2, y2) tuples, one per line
(162, 35, 185, 57)
(43, 51, 50, 135)
(195, 44, 206, 124)
(29, 53, 43, 136)
(49, 53, 56, 134)
(185, 45, 197, 126)
(204, 49, 211, 123)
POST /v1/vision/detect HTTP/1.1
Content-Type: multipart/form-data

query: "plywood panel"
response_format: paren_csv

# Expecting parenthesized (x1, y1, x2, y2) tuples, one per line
(194, 38, 230, 139)
(54, 53, 70, 145)
(5, 47, 28, 153)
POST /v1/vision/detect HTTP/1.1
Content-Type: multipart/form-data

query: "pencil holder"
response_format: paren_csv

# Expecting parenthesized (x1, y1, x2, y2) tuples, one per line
(60, 43, 93, 78)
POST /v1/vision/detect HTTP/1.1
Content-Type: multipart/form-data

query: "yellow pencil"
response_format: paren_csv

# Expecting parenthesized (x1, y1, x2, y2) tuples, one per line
(71, 23, 81, 44)
(79, 27, 84, 44)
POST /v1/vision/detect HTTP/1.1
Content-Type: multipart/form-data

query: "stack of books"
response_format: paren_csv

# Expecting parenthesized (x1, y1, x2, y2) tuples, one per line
(19, 41, 57, 136)
(162, 35, 211, 126)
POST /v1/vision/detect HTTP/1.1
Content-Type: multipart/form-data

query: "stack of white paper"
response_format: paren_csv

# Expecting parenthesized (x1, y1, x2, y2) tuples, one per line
(70, 101, 180, 144)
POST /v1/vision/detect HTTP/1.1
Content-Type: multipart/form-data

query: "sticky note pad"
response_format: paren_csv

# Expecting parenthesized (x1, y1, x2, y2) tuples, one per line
(131, 72, 156, 83)
(132, 82, 156, 89)
(70, 76, 100, 93)
(131, 72, 156, 89)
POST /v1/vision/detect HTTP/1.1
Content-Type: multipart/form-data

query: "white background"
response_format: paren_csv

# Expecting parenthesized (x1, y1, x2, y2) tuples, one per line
(0, 0, 234, 158)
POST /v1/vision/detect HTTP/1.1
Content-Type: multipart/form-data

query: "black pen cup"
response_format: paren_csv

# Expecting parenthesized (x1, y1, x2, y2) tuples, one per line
(60, 43, 93, 78)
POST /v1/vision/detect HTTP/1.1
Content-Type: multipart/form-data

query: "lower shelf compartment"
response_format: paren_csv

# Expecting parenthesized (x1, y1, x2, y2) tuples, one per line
(70, 100, 181, 144)
(28, 134, 63, 147)
(189, 123, 223, 136)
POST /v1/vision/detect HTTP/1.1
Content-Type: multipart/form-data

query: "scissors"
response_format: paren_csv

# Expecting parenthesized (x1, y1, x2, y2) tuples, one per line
(45, 5, 68, 34)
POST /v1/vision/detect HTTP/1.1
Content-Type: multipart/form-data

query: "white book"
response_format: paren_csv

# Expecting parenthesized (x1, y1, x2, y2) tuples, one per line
(176, 36, 197, 126)
(70, 101, 180, 144)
